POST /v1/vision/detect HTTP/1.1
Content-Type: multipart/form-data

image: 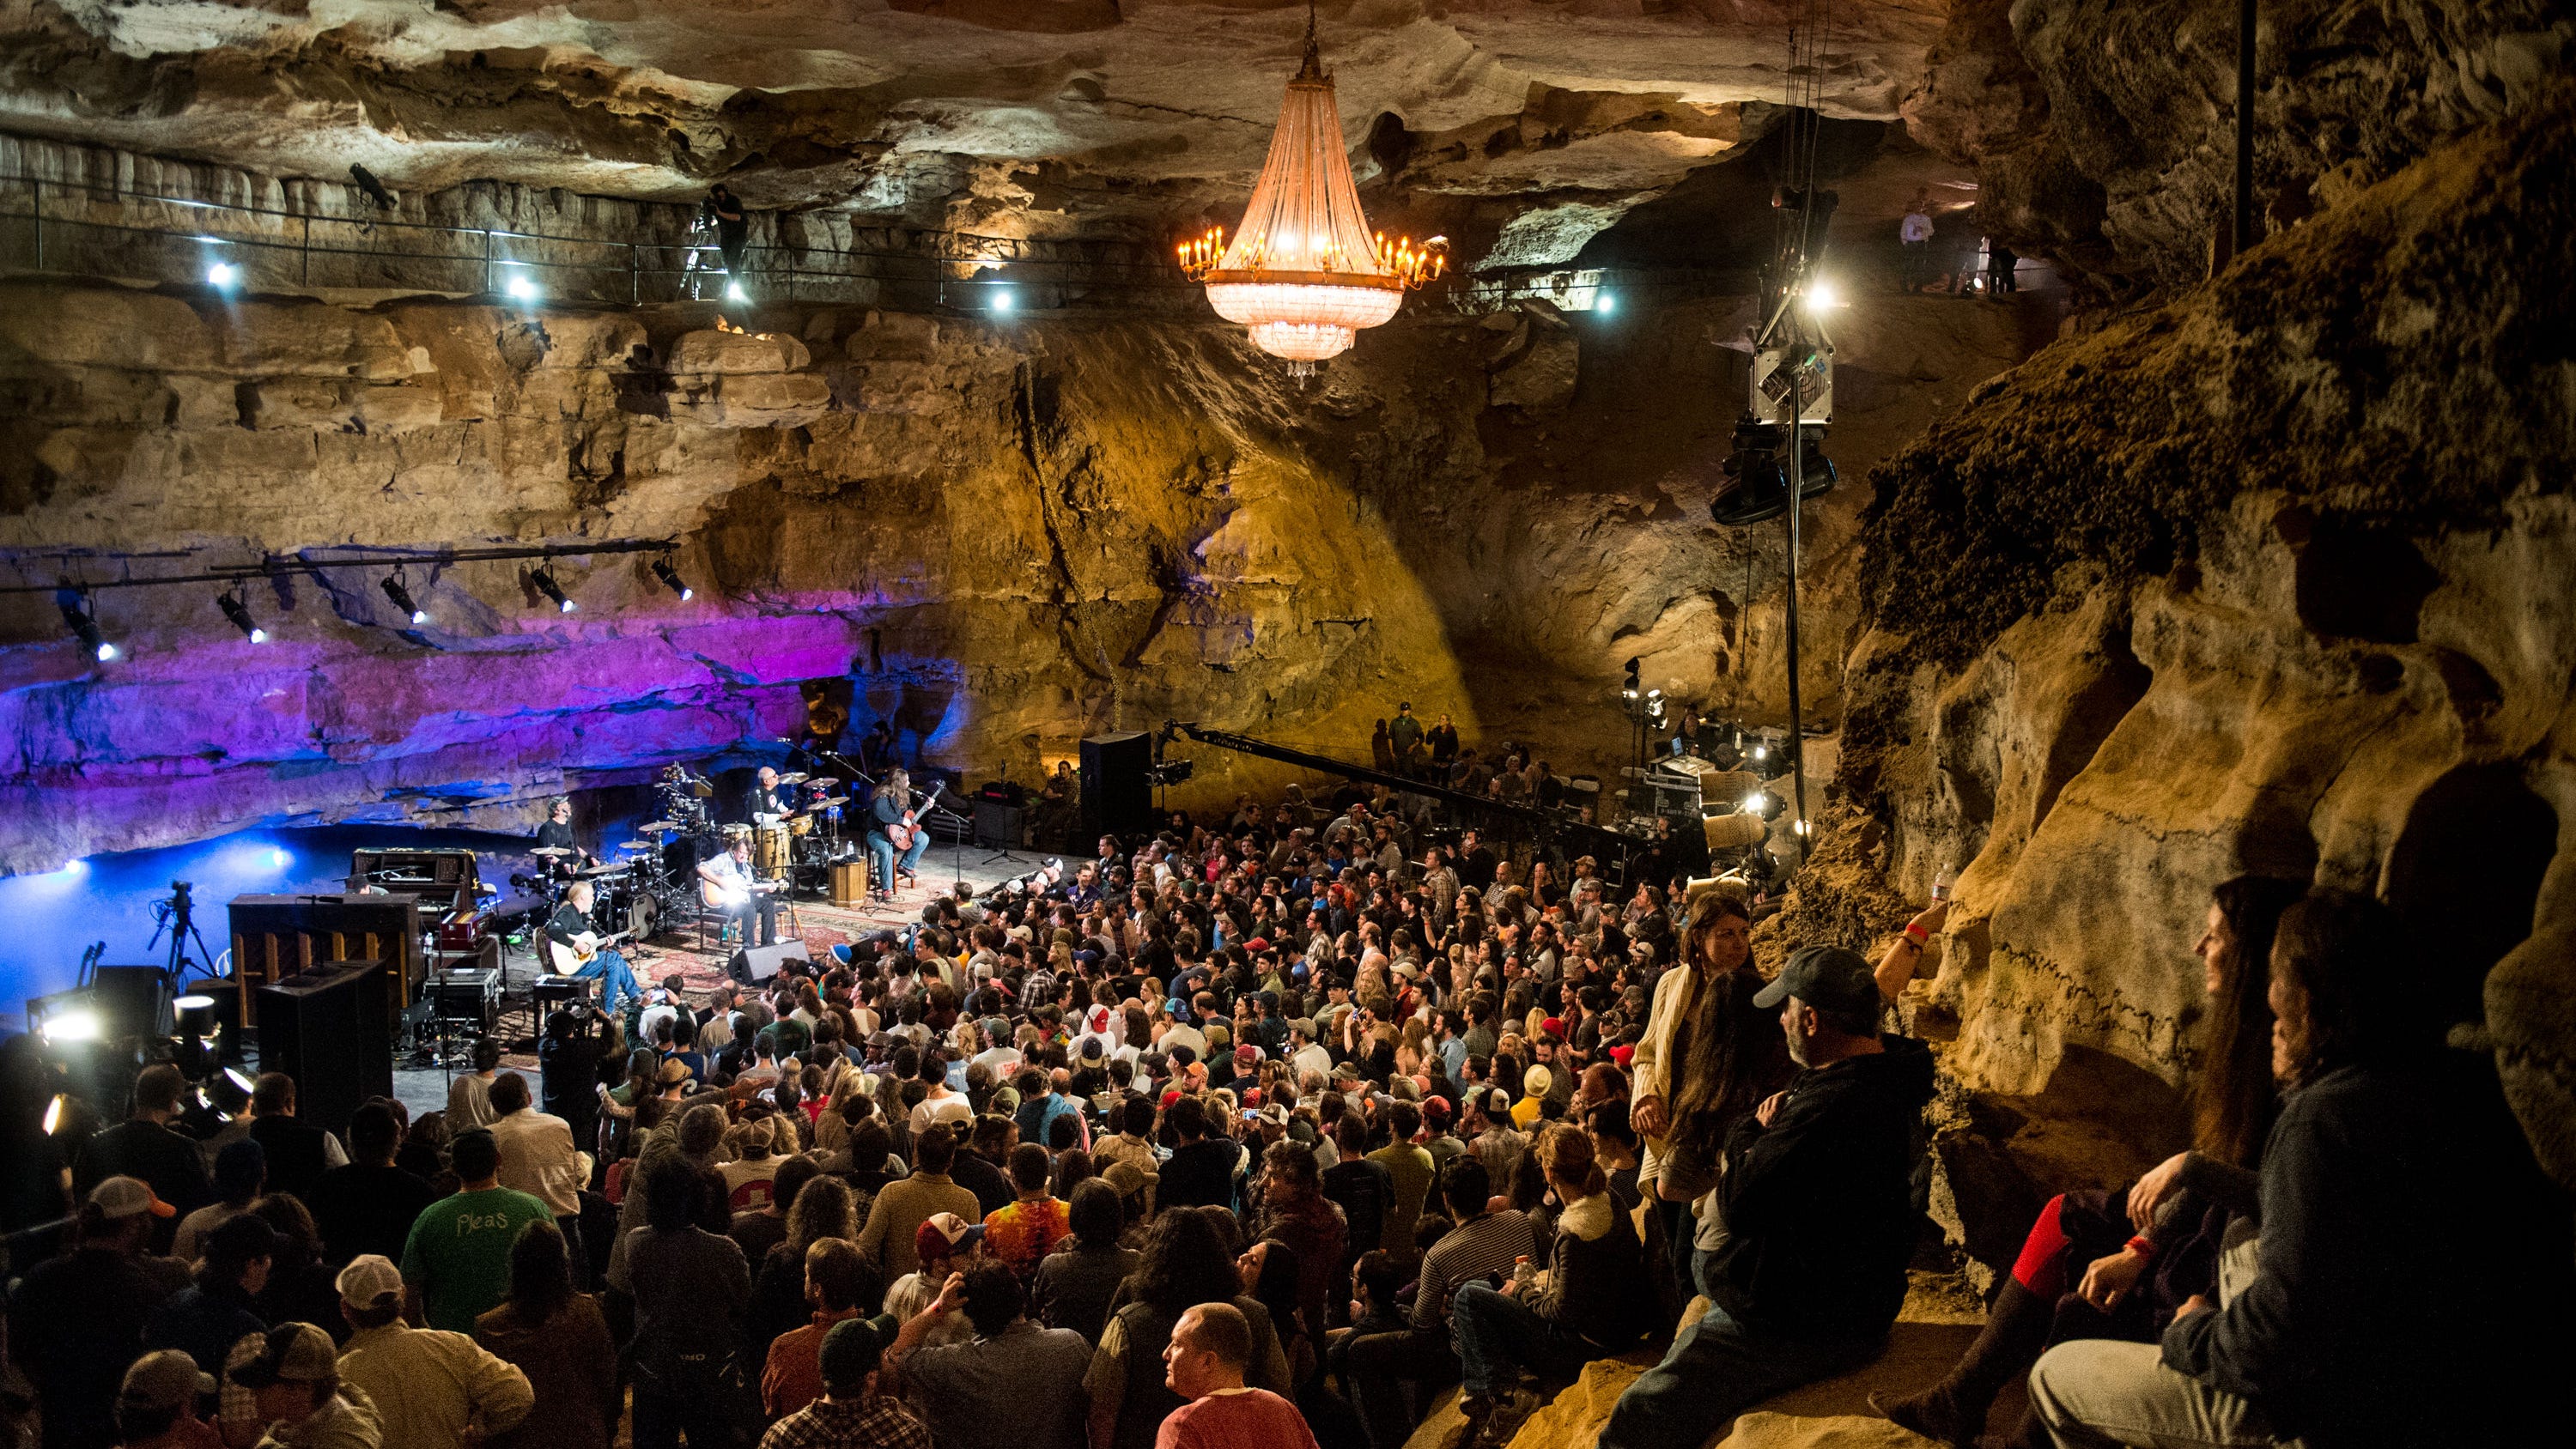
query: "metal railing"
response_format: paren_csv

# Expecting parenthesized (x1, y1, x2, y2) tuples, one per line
(0, 168, 1761, 317)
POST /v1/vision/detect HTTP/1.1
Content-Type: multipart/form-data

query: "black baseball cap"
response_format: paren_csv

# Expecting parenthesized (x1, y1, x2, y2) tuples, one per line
(1753, 944, 1879, 1017)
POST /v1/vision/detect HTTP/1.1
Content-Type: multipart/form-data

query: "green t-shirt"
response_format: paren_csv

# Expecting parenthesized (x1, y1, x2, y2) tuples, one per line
(399, 1185, 554, 1332)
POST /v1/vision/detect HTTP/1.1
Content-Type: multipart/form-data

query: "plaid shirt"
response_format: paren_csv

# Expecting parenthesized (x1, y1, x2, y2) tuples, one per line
(758, 1394, 931, 1449)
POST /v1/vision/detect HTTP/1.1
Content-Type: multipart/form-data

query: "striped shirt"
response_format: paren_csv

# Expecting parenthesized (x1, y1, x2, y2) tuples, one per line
(1409, 1210, 1538, 1330)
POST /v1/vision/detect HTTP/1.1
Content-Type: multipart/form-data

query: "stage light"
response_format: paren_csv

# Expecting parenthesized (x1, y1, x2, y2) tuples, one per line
(217, 587, 268, 643)
(991, 287, 1016, 313)
(58, 590, 116, 661)
(651, 556, 694, 601)
(726, 281, 748, 303)
(506, 275, 539, 302)
(223, 1066, 254, 1095)
(529, 567, 577, 613)
(43, 1094, 66, 1135)
(1751, 744, 1768, 761)
(267, 847, 293, 870)
(1803, 277, 1843, 312)
(381, 571, 428, 625)
(1742, 792, 1767, 814)
(40, 1006, 102, 1045)
(207, 261, 240, 289)
(1596, 291, 1616, 315)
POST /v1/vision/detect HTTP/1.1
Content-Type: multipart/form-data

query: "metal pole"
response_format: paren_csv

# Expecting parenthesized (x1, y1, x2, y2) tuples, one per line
(482, 229, 493, 295)
(301, 215, 311, 286)
(1783, 330, 1810, 842)
(30, 179, 39, 270)
(2233, 0, 2257, 254)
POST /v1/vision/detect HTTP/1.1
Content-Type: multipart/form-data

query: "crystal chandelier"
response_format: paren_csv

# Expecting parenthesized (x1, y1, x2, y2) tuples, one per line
(1178, 7, 1446, 374)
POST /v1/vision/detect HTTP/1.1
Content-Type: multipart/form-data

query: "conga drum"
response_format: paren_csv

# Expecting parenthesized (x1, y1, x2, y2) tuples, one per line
(754, 822, 792, 876)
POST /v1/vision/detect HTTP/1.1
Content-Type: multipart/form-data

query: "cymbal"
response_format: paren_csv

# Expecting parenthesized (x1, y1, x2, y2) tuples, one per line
(805, 796, 849, 809)
(639, 820, 683, 833)
(579, 864, 630, 878)
(618, 840, 657, 852)
(532, 846, 573, 858)
(777, 773, 811, 785)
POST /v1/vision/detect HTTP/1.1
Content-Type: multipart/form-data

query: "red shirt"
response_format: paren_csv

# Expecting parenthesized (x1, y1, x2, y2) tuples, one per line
(1154, 1389, 1319, 1449)
(981, 1196, 1072, 1281)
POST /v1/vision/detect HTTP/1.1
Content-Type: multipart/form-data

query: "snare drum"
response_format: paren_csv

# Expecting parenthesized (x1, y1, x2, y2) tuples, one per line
(754, 822, 793, 876)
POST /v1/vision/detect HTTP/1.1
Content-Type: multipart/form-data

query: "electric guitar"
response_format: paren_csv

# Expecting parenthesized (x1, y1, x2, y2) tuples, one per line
(549, 927, 635, 975)
(884, 782, 942, 852)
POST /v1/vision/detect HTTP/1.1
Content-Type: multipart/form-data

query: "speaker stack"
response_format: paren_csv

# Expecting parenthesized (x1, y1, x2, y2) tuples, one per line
(257, 960, 393, 1139)
(1080, 731, 1156, 842)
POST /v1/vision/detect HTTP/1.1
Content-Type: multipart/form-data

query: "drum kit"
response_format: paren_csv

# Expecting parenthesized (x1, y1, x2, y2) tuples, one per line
(526, 763, 863, 944)
(753, 771, 863, 896)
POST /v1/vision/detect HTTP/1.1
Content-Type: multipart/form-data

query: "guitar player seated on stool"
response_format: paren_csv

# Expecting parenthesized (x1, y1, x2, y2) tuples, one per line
(867, 768, 931, 900)
(545, 880, 640, 1016)
(700, 834, 781, 947)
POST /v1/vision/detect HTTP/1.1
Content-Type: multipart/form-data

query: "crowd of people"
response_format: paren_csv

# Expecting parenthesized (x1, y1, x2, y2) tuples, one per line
(4, 774, 2566, 1449)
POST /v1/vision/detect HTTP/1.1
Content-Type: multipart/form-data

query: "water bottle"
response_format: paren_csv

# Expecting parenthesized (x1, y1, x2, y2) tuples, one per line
(1931, 864, 1955, 902)
(1510, 1255, 1537, 1294)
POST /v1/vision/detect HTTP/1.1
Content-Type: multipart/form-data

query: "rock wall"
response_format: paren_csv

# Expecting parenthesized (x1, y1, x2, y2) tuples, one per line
(1820, 81, 2576, 1213)
(0, 259, 2036, 873)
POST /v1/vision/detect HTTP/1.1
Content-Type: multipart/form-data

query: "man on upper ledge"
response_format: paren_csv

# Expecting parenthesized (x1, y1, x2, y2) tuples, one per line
(1597, 943, 1935, 1449)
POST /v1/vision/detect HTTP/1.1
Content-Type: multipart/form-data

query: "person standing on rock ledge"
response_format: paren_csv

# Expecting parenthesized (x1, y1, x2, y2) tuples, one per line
(703, 185, 750, 280)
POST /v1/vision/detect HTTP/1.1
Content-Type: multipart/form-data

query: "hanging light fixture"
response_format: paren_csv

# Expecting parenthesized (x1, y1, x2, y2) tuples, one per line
(1178, 3, 1446, 373)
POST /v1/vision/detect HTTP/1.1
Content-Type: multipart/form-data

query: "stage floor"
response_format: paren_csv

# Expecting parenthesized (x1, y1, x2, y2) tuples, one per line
(391, 846, 1050, 1121)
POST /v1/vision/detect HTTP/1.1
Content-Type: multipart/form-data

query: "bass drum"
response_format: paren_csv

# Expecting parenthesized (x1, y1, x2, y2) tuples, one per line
(598, 880, 661, 941)
(625, 890, 662, 942)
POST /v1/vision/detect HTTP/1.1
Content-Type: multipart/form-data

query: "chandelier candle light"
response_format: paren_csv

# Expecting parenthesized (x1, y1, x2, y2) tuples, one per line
(1179, 10, 1446, 373)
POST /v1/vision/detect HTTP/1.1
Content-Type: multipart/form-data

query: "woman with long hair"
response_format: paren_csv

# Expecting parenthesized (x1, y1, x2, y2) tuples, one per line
(1238, 1237, 1316, 1387)
(1876, 873, 2306, 1448)
(743, 1175, 859, 1368)
(1088, 1207, 1293, 1449)
(474, 1222, 617, 1449)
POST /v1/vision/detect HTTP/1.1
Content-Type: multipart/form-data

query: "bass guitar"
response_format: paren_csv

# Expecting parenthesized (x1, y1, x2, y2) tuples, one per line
(884, 781, 944, 852)
(549, 927, 635, 976)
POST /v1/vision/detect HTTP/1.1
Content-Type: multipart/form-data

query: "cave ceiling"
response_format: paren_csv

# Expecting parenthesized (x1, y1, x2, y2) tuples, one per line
(1, 0, 1951, 259)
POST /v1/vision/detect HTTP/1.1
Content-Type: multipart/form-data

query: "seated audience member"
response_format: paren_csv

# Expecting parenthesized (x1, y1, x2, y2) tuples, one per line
(1030, 1179, 1141, 1344)
(981, 1143, 1073, 1284)
(473, 1223, 617, 1449)
(1155, 1303, 1323, 1449)
(145, 1215, 277, 1376)
(2026, 888, 2574, 1449)
(112, 1351, 224, 1449)
(757, 1319, 930, 1449)
(888, 1265, 1093, 1449)
(763, 1240, 882, 1420)
(1878, 876, 2302, 1447)
(228, 1323, 385, 1449)
(1599, 945, 1937, 1449)
(331, 1255, 532, 1449)
(10, 1177, 193, 1449)
(1449, 1126, 1649, 1446)
(1341, 1157, 1533, 1449)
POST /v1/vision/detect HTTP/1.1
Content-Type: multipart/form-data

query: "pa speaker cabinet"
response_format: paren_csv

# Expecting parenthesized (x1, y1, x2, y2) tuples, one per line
(257, 960, 392, 1139)
(973, 798, 1024, 850)
(1080, 731, 1155, 842)
(731, 939, 812, 985)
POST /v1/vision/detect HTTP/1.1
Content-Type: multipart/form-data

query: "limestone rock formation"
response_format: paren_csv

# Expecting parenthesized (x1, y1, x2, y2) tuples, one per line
(1820, 81, 2576, 1223)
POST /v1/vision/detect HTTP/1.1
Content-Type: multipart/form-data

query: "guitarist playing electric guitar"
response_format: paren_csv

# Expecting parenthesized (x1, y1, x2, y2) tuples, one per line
(866, 767, 937, 902)
(544, 880, 641, 1016)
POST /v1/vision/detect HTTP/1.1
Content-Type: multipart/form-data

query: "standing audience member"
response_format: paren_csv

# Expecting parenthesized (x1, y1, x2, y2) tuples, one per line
(484, 1074, 589, 1283)
(111, 1352, 223, 1449)
(72, 1066, 214, 1253)
(981, 1144, 1072, 1284)
(446, 1042, 501, 1133)
(9, 1178, 192, 1449)
(762, 1240, 881, 1421)
(330, 1255, 532, 1449)
(173, 1142, 265, 1264)
(854, 1125, 980, 1282)
(626, 1154, 754, 1449)
(757, 1320, 929, 1449)
(1030, 1179, 1139, 1344)
(400, 1131, 551, 1334)
(145, 1216, 276, 1376)
(245, 1076, 346, 1204)
(888, 1266, 1092, 1449)
(228, 1323, 383, 1449)
(473, 1224, 617, 1449)
(307, 1106, 438, 1270)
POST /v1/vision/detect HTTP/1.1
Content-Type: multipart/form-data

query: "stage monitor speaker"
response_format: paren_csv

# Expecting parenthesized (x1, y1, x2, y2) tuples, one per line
(1081, 731, 1155, 842)
(974, 799, 1024, 850)
(257, 960, 392, 1140)
(730, 940, 811, 985)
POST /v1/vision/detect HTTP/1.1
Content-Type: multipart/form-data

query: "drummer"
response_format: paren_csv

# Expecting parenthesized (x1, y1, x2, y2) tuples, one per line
(745, 766, 793, 822)
(534, 797, 597, 874)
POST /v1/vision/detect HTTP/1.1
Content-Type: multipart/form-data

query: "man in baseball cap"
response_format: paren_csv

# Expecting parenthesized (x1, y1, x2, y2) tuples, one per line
(331, 1253, 530, 1449)
(115, 1350, 217, 1449)
(228, 1323, 382, 1449)
(8, 1174, 191, 1449)
(1601, 941, 1933, 1449)
(760, 1316, 927, 1449)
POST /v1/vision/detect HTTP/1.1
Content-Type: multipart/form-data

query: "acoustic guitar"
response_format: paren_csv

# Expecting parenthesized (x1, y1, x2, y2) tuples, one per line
(549, 927, 635, 976)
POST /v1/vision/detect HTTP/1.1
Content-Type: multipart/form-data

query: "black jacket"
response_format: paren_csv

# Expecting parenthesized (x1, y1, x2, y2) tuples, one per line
(2161, 1052, 2571, 1448)
(1709, 1034, 1935, 1339)
(1159, 1137, 1240, 1212)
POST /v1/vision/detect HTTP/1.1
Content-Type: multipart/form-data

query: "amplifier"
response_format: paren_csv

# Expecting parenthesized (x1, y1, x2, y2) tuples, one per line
(428, 967, 500, 1029)
(974, 799, 1024, 850)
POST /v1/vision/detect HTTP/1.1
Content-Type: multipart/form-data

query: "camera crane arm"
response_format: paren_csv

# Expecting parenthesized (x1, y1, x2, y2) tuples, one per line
(1159, 721, 1645, 870)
